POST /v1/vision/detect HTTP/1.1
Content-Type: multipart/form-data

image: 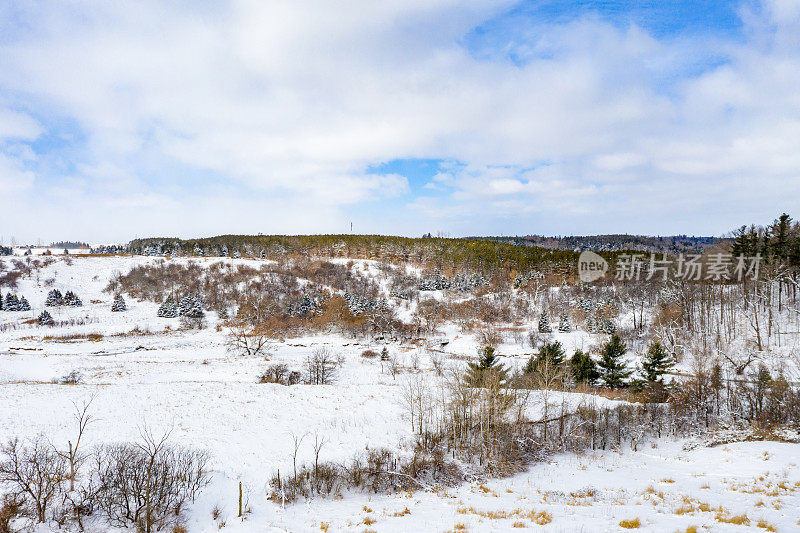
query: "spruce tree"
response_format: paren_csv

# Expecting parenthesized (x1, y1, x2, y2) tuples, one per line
(183, 298, 204, 318)
(45, 289, 64, 307)
(526, 341, 565, 374)
(18, 296, 31, 311)
(0, 290, 3, 311)
(570, 349, 599, 384)
(157, 296, 179, 318)
(64, 291, 82, 307)
(38, 310, 54, 326)
(538, 312, 552, 333)
(598, 334, 631, 388)
(5, 293, 19, 311)
(640, 342, 674, 382)
(558, 313, 571, 333)
(111, 294, 127, 312)
(466, 346, 507, 387)
(179, 294, 203, 316)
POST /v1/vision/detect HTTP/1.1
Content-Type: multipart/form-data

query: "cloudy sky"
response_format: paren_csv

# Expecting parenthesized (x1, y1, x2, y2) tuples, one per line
(1, 0, 799, 243)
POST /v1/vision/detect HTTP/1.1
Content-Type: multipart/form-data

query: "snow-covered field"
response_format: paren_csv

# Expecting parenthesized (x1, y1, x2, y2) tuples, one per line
(1, 256, 798, 532)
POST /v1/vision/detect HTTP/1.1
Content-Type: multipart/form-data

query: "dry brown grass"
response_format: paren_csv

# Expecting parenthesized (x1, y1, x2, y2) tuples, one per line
(42, 332, 104, 342)
(756, 519, 776, 531)
(619, 518, 641, 529)
(715, 512, 749, 525)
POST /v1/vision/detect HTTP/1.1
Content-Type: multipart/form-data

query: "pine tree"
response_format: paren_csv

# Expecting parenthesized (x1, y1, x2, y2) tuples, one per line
(380, 346, 390, 361)
(466, 346, 507, 387)
(538, 312, 552, 333)
(525, 341, 565, 374)
(64, 291, 82, 307)
(570, 349, 599, 384)
(182, 298, 204, 318)
(5, 293, 19, 311)
(598, 334, 631, 388)
(640, 342, 674, 382)
(18, 296, 31, 311)
(45, 289, 63, 307)
(157, 296, 179, 318)
(558, 313, 571, 333)
(38, 310, 54, 326)
(0, 290, 3, 311)
(111, 294, 127, 312)
(179, 294, 203, 316)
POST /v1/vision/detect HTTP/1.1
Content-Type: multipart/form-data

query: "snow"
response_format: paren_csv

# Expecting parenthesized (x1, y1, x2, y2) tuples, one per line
(1, 255, 798, 532)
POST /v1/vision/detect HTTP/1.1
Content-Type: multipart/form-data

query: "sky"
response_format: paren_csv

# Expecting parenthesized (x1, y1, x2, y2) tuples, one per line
(1, 0, 799, 244)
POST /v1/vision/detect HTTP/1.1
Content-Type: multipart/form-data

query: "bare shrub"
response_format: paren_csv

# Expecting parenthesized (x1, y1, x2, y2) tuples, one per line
(304, 348, 340, 385)
(227, 320, 272, 357)
(59, 370, 82, 385)
(258, 364, 301, 385)
(94, 430, 210, 533)
(0, 494, 24, 533)
(0, 438, 67, 523)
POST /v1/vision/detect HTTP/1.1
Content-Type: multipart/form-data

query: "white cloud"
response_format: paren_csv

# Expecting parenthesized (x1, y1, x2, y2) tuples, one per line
(0, 152, 35, 193)
(0, 0, 798, 240)
(0, 108, 42, 140)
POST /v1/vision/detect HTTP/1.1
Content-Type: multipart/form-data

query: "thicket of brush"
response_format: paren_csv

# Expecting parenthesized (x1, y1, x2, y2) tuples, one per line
(0, 402, 209, 533)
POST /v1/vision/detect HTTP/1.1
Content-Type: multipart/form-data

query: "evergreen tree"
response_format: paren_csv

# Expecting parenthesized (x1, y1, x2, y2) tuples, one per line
(17, 296, 31, 311)
(466, 346, 507, 387)
(598, 334, 631, 388)
(640, 342, 674, 382)
(179, 294, 203, 316)
(570, 349, 599, 384)
(64, 291, 82, 307)
(558, 313, 571, 333)
(5, 293, 19, 311)
(538, 312, 552, 333)
(525, 341, 566, 374)
(0, 290, 3, 311)
(111, 294, 127, 312)
(38, 310, 54, 326)
(157, 296, 179, 318)
(181, 296, 204, 318)
(769, 213, 792, 260)
(45, 289, 64, 307)
(380, 346, 390, 361)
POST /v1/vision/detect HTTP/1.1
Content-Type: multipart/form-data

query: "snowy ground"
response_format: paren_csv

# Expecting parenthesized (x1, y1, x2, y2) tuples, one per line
(1, 256, 798, 532)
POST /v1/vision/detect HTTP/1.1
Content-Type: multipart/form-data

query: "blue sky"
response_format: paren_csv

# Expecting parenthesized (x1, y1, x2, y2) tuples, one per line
(0, 0, 799, 243)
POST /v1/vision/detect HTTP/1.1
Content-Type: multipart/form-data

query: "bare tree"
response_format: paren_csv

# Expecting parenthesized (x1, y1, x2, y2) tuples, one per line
(0, 438, 67, 523)
(226, 319, 272, 357)
(304, 347, 340, 384)
(56, 397, 96, 492)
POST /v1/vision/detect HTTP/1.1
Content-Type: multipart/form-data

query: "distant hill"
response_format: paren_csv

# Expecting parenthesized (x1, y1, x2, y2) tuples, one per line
(474, 234, 728, 254)
(129, 234, 634, 275)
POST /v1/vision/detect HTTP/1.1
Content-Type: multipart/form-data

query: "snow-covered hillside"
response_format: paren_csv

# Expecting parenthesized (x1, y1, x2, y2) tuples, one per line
(1, 255, 798, 532)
